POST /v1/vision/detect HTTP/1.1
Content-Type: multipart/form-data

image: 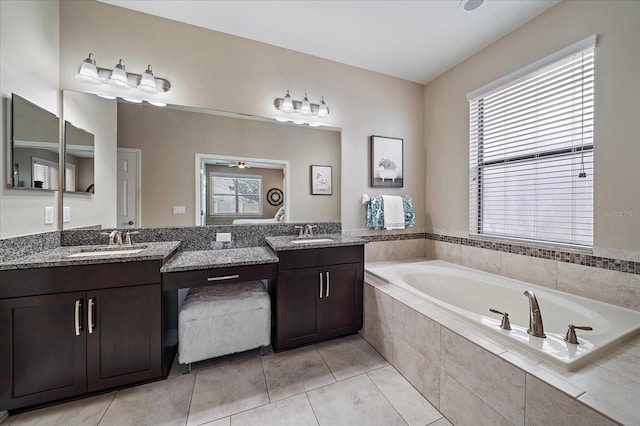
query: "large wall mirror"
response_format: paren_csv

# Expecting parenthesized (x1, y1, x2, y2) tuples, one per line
(62, 90, 341, 229)
(9, 94, 60, 190)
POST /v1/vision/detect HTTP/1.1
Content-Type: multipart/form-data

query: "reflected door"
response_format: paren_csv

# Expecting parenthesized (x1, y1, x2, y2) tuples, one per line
(117, 149, 141, 227)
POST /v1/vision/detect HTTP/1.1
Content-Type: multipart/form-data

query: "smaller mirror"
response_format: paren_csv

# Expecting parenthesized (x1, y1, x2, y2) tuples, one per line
(10, 93, 60, 190)
(64, 120, 95, 193)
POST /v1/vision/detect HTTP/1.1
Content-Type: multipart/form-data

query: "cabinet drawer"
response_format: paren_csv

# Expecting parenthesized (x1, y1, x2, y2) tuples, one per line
(162, 263, 278, 290)
(0, 261, 161, 299)
(277, 246, 363, 270)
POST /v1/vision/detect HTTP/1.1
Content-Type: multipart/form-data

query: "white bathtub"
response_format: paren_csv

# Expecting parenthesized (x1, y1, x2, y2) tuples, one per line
(365, 260, 640, 371)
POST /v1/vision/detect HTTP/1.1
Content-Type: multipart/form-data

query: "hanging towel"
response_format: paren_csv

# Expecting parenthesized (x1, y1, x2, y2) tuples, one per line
(366, 196, 416, 230)
(381, 195, 405, 230)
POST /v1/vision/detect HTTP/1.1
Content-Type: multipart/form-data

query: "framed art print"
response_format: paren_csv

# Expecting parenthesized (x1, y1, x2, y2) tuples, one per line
(370, 135, 403, 188)
(310, 165, 332, 195)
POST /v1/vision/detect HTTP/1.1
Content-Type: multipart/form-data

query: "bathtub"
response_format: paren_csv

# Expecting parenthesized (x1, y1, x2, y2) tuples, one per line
(365, 260, 640, 371)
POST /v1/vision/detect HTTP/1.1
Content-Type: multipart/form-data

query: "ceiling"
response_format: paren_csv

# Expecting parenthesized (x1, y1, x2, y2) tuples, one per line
(100, 0, 560, 84)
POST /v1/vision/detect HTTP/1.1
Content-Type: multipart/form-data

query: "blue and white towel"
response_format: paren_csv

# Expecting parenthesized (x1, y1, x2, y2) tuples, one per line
(366, 196, 416, 230)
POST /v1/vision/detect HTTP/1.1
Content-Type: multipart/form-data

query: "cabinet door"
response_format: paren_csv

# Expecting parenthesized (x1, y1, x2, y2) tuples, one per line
(322, 263, 363, 339)
(86, 284, 161, 392)
(276, 267, 323, 350)
(0, 292, 87, 410)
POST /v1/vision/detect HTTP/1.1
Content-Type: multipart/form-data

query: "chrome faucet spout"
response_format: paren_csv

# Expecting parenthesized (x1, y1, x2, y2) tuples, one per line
(523, 290, 545, 338)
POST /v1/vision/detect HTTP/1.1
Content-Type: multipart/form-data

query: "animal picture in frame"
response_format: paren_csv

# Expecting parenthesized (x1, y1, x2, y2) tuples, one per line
(370, 135, 403, 188)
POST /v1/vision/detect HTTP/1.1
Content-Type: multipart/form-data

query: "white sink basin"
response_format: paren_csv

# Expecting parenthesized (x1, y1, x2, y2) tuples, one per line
(67, 246, 146, 258)
(291, 238, 335, 244)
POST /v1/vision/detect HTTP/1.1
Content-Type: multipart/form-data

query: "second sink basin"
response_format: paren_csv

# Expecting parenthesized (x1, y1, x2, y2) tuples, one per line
(291, 238, 334, 244)
(67, 246, 147, 258)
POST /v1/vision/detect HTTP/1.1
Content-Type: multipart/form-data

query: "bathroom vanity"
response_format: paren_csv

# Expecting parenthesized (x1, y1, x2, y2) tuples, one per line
(0, 242, 180, 411)
(265, 235, 365, 351)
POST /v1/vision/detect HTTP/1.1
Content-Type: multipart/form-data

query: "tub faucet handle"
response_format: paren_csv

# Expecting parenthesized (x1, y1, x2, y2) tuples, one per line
(489, 308, 512, 331)
(564, 324, 593, 345)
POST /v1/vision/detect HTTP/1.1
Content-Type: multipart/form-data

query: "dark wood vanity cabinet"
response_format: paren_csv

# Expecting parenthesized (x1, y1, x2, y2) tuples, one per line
(274, 245, 364, 350)
(0, 261, 163, 411)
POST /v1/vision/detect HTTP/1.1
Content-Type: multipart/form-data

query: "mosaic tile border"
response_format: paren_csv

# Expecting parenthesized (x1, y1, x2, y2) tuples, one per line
(359, 231, 639, 275)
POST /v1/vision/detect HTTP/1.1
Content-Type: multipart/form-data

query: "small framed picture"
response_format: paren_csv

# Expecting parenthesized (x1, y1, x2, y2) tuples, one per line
(310, 165, 332, 195)
(370, 135, 403, 188)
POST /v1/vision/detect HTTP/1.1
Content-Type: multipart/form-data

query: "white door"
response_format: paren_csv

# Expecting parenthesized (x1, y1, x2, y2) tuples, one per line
(117, 148, 141, 228)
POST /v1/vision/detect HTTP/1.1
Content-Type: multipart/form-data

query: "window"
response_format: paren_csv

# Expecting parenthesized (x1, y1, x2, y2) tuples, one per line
(467, 36, 595, 248)
(32, 157, 59, 190)
(210, 173, 262, 216)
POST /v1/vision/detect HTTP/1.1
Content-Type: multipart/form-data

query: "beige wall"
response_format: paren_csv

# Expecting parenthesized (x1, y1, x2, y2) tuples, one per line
(117, 103, 340, 226)
(0, 0, 60, 237)
(424, 0, 640, 258)
(59, 0, 425, 231)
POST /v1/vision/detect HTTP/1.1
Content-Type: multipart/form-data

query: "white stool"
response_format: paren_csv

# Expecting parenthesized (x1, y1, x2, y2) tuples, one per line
(178, 281, 271, 371)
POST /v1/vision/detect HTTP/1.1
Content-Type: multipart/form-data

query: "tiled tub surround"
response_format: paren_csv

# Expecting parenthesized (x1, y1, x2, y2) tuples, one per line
(350, 230, 639, 312)
(366, 260, 640, 372)
(363, 263, 640, 425)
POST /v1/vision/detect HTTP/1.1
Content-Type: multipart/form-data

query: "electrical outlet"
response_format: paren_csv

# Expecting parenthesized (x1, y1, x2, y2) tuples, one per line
(44, 207, 54, 225)
(63, 206, 71, 223)
(216, 232, 232, 242)
(173, 206, 186, 214)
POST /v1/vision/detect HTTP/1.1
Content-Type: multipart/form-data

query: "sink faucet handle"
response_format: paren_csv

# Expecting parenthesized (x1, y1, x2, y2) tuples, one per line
(305, 224, 317, 236)
(564, 324, 593, 344)
(294, 225, 304, 237)
(124, 231, 140, 245)
(489, 308, 512, 330)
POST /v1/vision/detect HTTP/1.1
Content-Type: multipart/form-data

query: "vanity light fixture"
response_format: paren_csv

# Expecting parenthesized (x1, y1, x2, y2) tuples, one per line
(75, 53, 171, 93)
(273, 90, 330, 119)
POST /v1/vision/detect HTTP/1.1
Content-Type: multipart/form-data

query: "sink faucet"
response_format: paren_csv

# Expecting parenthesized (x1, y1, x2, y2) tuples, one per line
(108, 230, 122, 246)
(523, 290, 545, 338)
(304, 224, 316, 237)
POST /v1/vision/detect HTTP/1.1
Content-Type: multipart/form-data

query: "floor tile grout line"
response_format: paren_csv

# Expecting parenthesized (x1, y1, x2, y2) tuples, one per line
(314, 343, 340, 383)
(365, 369, 410, 426)
(304, 390, 322, 426)
(184, 368, 198, 426)
(96, 391, 118, 425)
(259, 353, 274, 403)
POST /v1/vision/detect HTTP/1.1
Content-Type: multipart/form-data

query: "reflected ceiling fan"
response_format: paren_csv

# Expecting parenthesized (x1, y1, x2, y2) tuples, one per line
(228, 161, 251, 169)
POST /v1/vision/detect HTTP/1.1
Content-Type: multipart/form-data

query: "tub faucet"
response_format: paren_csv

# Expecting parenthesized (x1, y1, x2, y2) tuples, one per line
(523, 290, 545, 338)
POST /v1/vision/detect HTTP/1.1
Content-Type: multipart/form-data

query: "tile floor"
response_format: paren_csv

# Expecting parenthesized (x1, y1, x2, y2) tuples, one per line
(4, 334, 450, 426)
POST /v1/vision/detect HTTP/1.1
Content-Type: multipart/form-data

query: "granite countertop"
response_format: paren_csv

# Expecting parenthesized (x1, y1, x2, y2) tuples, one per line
(265, 233, 367, 251)
(0, 241, 181, 271)
(160, 246, 279, 273)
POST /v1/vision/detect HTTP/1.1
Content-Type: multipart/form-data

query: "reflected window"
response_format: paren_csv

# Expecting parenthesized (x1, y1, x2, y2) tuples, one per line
(210, 173, 262, 216)
(32, 158, 59, 190)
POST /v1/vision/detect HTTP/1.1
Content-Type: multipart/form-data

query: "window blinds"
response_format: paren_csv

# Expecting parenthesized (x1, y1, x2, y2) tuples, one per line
(468, 37, 595, 248)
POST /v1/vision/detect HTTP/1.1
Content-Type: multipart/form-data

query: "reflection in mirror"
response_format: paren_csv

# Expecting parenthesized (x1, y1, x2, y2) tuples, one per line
(61, 90, 340, 228)
(64, 121, 95, 193)
(199, 155, 288, 226)
(10, 94, 60, 190)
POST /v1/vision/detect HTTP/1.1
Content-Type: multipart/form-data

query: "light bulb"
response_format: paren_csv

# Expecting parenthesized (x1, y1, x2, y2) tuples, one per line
(281, 90, 294, 113)
(76, 53, 101, 85)
(300, 93, 311, 115)
(109, 59, 130, 90)
(318, 96, 329, 118)
(138, 64, 158, 93)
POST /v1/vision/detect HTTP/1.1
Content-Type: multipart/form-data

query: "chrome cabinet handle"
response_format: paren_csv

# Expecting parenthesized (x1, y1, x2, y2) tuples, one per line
(207, 274, 240, 282)
(74, 299, 82, 336)
(88, 298, 95, 334)
(319, 272, 323, 299)
(326, 272, 330, 298)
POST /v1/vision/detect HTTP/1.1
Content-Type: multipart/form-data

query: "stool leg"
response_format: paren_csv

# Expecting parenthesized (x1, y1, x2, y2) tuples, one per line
(260, 345, 268, 356)
(182, 363, 192, 374)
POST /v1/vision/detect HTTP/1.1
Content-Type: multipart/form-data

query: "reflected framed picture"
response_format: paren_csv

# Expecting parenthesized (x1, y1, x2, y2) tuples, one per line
(310, 165, 332, 195)
(370, 135, 403, 188)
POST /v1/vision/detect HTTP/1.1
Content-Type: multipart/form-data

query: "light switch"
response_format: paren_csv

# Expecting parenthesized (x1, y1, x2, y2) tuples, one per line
(63, 206, 71, 223)
(173, 206, 186, 214)
(44, 207, 54, 225)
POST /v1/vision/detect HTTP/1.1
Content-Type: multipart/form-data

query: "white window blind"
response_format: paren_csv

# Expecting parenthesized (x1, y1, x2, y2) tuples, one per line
(32, 157, 60, 190)
(468, 38, 595, 248)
